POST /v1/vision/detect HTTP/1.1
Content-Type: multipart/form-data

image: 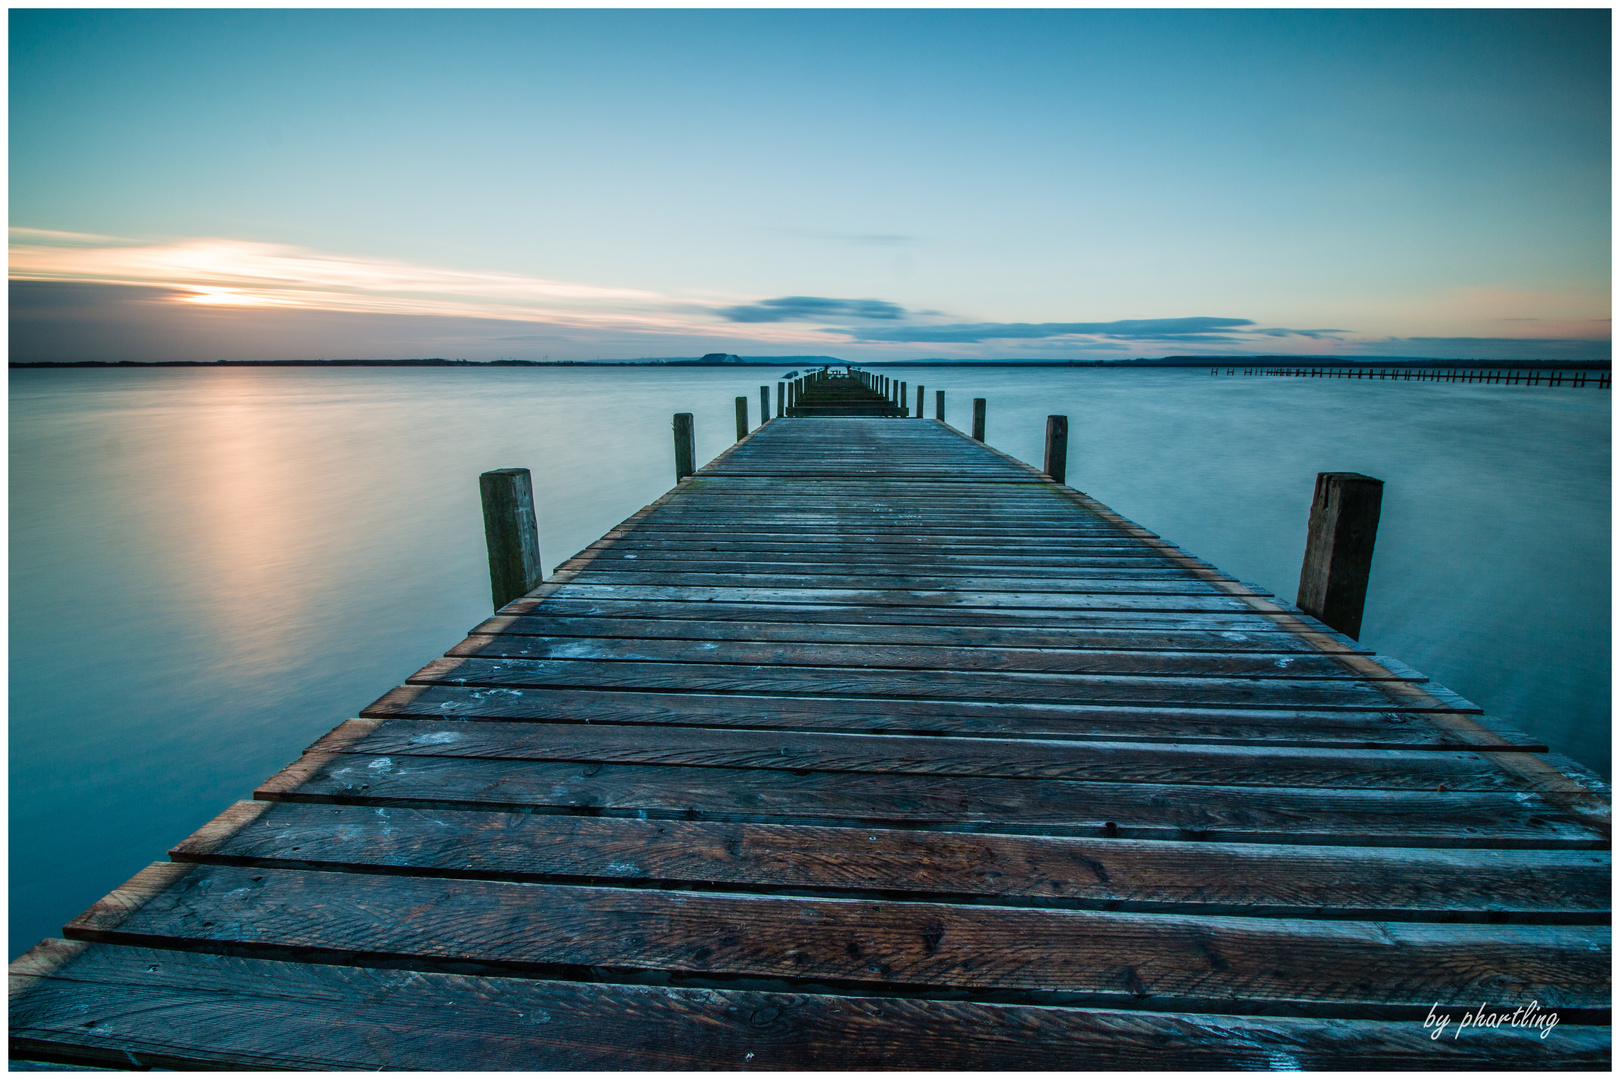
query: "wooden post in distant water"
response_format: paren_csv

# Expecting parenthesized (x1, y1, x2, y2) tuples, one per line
(972, 398, 986, 441)
(935, 389, 944, 421)
(673, 413, 695, 480)
(776, 382, 785, 417)
(1296, 472, 1384, 640)
(759, 386, 769, 425)
(1044, 415, 1068, 486)
(478, 468, 543, 612)
(735, 396, 748, 441)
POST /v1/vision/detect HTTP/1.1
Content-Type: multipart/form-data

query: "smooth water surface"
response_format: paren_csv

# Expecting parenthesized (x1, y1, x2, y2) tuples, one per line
(10, 365, 1610, 954)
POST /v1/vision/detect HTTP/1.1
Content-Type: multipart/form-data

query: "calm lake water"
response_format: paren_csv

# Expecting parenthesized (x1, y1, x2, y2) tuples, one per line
(9, 365, 1611, 954)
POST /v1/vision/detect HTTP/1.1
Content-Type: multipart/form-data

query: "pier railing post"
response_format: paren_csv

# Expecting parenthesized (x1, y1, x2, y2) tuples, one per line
(735, 396, 748, 441)
(777, 382, 785, 417)
(759, 386, 769, 426)
(478, 468, 543, 611)
(673, 412, 695, 480)
(935, 389, 944, 421)
(972, 398, 986, 441)
(899, 382, 907, 416)
(916, 384, 925, 419)
(1296, 472, 1384, 639)
(1044, 415, 1068, 486)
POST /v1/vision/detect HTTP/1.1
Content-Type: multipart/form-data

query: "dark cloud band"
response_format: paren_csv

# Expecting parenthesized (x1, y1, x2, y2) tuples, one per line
(720, 296, 908, 323)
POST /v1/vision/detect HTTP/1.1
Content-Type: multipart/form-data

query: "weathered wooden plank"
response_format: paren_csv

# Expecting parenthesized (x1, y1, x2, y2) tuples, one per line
(497, 596, 1309, 631)
(16, 941, 1603, 1070)
(448, 635, 1390, 679)
(522, 583, 1265, 612)
(470, 614, 1371, 654)
(570, 566, 1222, 585)
(408, 656, 1446, 711)
(65, 864, 1612, 1012)
(555, 572, 1236, 593)
(585, 553, 1191, 572)
(258, 751, 1605, 847)
(174, 801, 1611, 919)
(604, 536, 1166, 553)
(321, 718, 1538, 792)
(364, 684, 1526, 748)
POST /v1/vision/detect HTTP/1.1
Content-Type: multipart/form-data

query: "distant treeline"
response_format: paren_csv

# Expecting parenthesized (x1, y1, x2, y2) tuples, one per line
(11, 355, 1610, 370)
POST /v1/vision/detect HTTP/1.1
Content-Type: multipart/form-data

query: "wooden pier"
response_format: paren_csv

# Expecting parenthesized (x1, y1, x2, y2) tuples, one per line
(10, 408, 1611, 1069)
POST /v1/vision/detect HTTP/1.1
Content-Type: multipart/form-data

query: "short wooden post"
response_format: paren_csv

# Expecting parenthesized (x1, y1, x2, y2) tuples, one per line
(1296, 472, 1384, 639)
(972, 398, 986, 441)
(1044, 415, 1068, 486)
(916, 385, 925, 419)
(735, 396, 748, 441)
(935, 389, 944, 421)
(673, 412, 695, 480)
(776, 382, 785, 417)
(479, 468, 543, 611)
(759, 386, 769, 425)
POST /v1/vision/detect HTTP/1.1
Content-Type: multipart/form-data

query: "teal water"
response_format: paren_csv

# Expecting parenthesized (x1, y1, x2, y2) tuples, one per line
(9, 365, 1610, 955)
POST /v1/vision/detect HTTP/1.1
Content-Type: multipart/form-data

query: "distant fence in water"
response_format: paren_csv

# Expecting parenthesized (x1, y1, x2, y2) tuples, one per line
(1211, 365, 1610, 388)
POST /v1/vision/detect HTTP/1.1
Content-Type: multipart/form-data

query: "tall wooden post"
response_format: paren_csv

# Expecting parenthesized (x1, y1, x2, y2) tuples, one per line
(1044, 415, 1068, 486)
(776, 382, 785, 417)
(972, 398, 986, 441)
(759, 386, 769, 425)
(1296, 472, 1384, 639)
(479, 468, 543, 611)
(916, 385, 925, 419)
(673, 413, 695, 480)
(735, 396, 748, 441)
(935, 389, 944, 421)
(899, 382, 907, 416)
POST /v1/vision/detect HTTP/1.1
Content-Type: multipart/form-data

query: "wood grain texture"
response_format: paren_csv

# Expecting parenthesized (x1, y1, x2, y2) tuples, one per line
(362, 684, 1529, 749)
(14, 941, 1606, 1070)
(174, 800, 1611, 918)
(257, 750, 1606, 847)
(63, 864, 1613, 1011)
(316, 718, 1541, 791)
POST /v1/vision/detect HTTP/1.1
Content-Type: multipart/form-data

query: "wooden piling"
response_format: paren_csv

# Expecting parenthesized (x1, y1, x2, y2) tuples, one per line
(477, 468, 543, 611)
(1296, 472, 1384, 640)
(899, 382, 907, 416)
(673, 413, 695, 480)
(776, 383, 786, 417)
(735, 397, 749, 441)
(935, 389, 945, 421)
(1044, 415, 1068, 486)
(916, 385, 925, 419)
(972, 398, 986, 441)
(759, 386, 769, 425)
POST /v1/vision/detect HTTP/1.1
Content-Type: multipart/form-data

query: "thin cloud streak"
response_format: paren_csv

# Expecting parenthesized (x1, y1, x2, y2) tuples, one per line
(849, 317, 1261, 343)
(7, 229, 823, 343)
(721, 296, 909, 323)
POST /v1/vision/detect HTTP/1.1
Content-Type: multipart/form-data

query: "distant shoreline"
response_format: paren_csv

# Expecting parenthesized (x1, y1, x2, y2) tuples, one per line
(10, 356, 1612, 370)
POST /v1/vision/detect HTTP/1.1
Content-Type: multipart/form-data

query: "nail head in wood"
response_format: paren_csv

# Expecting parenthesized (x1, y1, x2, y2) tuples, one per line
(478, 468, 543, 612)
(1296, 472, 1384, 640)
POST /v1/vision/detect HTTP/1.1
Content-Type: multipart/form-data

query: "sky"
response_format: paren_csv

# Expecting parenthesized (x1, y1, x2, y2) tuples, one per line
(9, 8, 1612, 362)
